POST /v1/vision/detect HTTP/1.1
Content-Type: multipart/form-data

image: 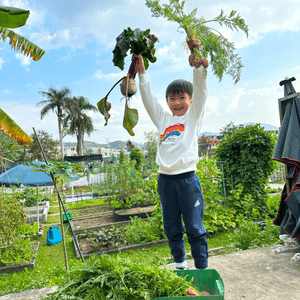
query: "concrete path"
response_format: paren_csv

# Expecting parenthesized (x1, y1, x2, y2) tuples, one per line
(166, 244, 300, 300)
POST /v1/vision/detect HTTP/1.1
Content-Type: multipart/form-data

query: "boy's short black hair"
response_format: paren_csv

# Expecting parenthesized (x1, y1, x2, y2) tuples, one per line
(165, 79, 193, 99)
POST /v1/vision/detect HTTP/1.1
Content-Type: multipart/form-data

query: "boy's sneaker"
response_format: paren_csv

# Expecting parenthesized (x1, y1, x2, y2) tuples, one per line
(175, 261, 189, 270)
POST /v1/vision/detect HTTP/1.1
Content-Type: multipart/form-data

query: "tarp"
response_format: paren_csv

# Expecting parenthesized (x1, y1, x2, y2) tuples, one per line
(272, 78, 300, 239)
(63, 154, 103, 162)
(0, 161, 78, 187)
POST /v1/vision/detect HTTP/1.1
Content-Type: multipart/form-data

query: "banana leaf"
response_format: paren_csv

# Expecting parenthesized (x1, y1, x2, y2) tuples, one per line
(0, 108, 33, 147)
(0, 27, 45, 61)
(0, 5, 29, 29)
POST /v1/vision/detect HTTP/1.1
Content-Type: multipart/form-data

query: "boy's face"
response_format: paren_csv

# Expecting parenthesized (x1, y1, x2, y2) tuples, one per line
(167, 91, 192, 116)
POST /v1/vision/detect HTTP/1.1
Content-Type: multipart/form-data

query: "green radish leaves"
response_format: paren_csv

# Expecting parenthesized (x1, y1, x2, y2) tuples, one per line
(146, 0, 249, 84)
(113, 27, 158, 71)
(97, 28, 158, 136)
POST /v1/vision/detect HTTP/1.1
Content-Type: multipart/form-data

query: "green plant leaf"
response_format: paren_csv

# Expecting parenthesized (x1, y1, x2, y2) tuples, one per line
(0, 108, 33, 146)
(145, 0, 248, 83)
(97, 96, 111, 126)
(0, 27, 45, 61)
(123, 105, 138, 136)
(0, 5, 29, 29)
(112, 27, 158, 71)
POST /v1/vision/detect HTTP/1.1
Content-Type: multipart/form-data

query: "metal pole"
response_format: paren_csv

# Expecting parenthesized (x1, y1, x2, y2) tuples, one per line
(32, 127, 85, 263)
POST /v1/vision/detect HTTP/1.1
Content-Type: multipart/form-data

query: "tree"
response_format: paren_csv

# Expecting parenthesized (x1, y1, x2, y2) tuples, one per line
(64, 96, 97, 155)
(126, 140, 135, 152)
(0, 130, 25, 164)
(119, 151, 126, 165)
(144, 131, 158, 168)
(37, 87, 78, 160)
(219, 121, 242, 139)
(130, 147, 143, 171)
(214, 123, 277, 212)
(25, 130, 59, 161)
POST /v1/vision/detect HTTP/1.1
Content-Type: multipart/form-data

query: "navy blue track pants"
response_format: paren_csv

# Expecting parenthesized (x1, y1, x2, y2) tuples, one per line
(157, 171, 208, 269)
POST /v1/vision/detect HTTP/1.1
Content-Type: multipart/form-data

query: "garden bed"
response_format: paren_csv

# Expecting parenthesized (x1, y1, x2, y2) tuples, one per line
(71, 214, 133, 233)
(0, 241, 40, 274)
(70, 203, 112, 217)
(113, 204, 155, 221)
(73, 234, 168, 259)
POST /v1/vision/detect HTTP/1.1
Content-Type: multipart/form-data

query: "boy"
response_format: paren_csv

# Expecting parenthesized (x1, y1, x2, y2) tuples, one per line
(134, 39, 208, 270)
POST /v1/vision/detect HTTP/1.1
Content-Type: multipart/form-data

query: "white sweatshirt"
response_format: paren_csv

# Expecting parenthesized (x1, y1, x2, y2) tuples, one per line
(139, 66, 208, 175)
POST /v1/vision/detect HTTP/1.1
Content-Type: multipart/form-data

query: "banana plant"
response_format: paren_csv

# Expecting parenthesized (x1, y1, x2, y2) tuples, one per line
(0, 5, 45, 148)
(0, 108, 33, 147)
(0, 6, 45, 61)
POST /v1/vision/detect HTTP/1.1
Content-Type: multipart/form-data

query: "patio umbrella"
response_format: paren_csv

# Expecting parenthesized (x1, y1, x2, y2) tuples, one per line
(0, 161, 78, 187)
(272, 77, 300, 239)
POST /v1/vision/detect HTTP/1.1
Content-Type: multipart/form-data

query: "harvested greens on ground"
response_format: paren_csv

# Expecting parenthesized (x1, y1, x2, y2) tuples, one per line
(44, 255, 200, 299)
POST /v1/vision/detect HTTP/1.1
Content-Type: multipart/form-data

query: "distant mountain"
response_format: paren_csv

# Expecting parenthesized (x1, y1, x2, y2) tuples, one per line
(64, 140, 138, 150)
(241, 122, 279, 131)
(199, 122, 279, 138)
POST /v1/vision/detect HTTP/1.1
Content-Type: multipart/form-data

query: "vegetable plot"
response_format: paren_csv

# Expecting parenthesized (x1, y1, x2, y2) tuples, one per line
(97, 27, 158, 136)
(146, 0, 249, 83)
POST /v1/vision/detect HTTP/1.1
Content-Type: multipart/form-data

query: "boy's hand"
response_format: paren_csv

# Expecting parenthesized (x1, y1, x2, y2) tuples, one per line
(132, 54, 146, 74)
(187, 39, 209, 69)
(189, 54, 202, 68)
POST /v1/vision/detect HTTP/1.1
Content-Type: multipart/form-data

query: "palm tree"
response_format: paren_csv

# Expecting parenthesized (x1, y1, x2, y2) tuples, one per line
(64, 96, 97, 155)
(37, 87, 78, 160)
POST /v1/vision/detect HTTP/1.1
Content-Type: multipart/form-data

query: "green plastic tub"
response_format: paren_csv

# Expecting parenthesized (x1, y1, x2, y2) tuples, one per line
(63, 211, 73, 222)
(153, 269, 224, 300)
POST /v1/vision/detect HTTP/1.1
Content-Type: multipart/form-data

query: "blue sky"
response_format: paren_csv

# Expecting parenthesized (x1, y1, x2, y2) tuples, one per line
(1, 0, 300, 145)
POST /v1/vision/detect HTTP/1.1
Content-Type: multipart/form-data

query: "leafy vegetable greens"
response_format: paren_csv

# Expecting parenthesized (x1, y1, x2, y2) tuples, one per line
(146, 0, 249, 83)
(97, 27, 158, 136)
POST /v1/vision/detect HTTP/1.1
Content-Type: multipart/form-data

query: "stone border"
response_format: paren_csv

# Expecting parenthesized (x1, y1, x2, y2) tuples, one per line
(0, 242, 40, 274)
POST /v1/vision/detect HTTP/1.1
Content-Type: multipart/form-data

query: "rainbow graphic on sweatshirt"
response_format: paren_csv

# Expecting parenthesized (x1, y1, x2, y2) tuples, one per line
(159, 124, 185, 146)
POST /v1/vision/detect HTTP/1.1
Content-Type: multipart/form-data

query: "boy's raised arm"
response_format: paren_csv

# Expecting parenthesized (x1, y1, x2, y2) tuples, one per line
(135, 54, 164, 128)
(187, 40, 208, 123)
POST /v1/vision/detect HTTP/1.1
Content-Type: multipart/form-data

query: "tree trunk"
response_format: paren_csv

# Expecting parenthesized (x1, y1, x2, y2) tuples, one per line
(58, 117, 64, 161)
(76, 133, 84, 156)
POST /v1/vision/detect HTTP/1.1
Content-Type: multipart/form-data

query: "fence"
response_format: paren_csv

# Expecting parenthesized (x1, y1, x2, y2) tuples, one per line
(269, 163, 286, 183)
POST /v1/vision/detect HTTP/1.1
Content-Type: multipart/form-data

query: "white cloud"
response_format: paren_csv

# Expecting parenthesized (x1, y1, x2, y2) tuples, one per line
(0, 57, 4, 69)
(15, 53, 30, 67)
(93, 70, 126, 80)
(227, 88, 244, 111)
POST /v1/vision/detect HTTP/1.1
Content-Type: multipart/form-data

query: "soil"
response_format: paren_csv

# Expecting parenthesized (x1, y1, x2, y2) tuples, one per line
(71, 206, 152, 231)
(71, 204, 112, 217)
(72, 214, 116, 230)
(114, 205, 155, 216)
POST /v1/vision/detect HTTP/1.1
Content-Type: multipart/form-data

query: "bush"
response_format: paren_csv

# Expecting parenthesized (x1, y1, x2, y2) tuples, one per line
(215, 123, 277, 213)
(196, 156, 236, 233)
(0, 193, 35, 266)
(125, 203, 166, 244)
(0, 193, 26, 247)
